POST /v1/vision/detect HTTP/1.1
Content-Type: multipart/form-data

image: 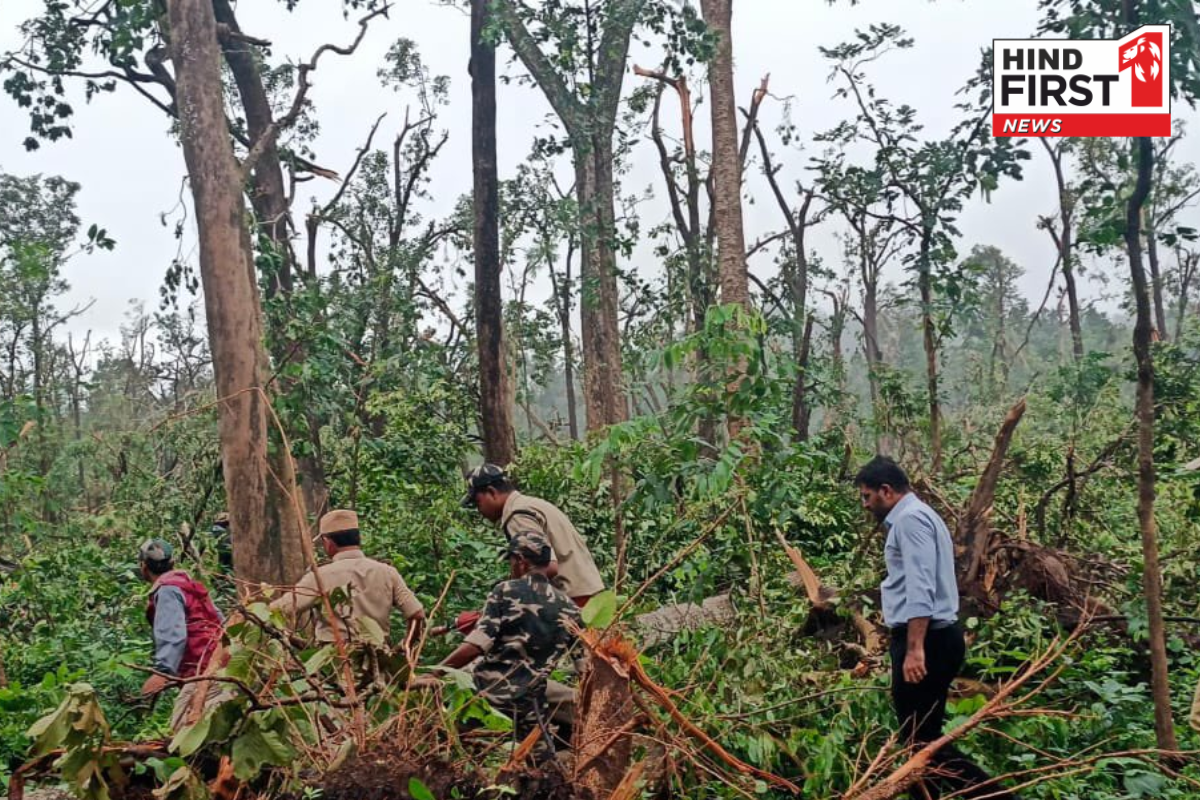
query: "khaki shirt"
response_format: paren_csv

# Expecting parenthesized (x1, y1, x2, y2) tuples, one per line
(271, 549, 422, 643)
(501, 492, 604, 599)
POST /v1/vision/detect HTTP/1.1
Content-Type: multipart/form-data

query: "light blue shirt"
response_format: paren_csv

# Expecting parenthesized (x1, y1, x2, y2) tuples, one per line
(151, 585, 188, 675)
(881, 492, 959, 628)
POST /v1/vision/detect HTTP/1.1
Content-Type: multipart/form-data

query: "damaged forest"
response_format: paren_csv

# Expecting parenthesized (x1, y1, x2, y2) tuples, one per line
(3, 0, 1200, 798)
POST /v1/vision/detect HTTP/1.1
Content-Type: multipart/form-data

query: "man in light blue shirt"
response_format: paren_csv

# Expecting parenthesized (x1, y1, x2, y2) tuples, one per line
(857, 456, 1018, 800)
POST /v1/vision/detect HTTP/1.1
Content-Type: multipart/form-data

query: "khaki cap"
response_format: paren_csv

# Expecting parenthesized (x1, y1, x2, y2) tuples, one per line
(319, 509, 359, 536)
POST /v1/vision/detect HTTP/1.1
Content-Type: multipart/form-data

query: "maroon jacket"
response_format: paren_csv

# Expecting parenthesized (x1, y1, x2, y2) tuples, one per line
(146, 570, 223, 677)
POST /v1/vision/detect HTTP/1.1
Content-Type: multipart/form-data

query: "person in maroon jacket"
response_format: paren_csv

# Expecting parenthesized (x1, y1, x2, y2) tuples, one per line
(138, 539, 224, 728)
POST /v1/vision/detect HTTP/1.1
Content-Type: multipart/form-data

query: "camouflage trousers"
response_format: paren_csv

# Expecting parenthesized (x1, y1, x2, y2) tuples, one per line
(490, 692, 557, 766)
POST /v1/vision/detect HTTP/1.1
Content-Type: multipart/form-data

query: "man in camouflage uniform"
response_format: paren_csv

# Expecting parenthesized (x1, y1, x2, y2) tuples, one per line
(437, 531, 582, 764)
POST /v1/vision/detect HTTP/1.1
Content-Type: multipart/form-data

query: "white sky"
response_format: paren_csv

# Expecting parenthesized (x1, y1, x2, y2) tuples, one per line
(1, 0, 1197, 345)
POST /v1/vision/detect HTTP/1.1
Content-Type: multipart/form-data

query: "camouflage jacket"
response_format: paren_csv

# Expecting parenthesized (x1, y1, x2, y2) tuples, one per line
(465, 572, 581, 703)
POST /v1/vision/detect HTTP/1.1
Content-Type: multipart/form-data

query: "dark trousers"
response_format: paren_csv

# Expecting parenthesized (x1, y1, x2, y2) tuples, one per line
(890, 624, 1017, 800)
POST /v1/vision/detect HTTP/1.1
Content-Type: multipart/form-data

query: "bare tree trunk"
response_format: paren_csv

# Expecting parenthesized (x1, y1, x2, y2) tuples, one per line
(211, 0, 328, 515)
(1146, 223, 1169, 339)
(793, 316, 814, 439)
(575, 144, 628, 431)
(471, 0, 516, 466)
(701, 0, 751, 440)
(1174, 248, 1198, 341)
(918, 237, 942, 473)
(211, 0, 293, 297)
(639, 71, 718, 451)
(167, 0, 306, 589)
(1042, 140, 1084, 363)
(494, 0, 636, 432)
(574, 652, 635, 796)
(548, 248, 580, 441)
(1126, 134, 1177, 752)
(700, 0, 748, 309)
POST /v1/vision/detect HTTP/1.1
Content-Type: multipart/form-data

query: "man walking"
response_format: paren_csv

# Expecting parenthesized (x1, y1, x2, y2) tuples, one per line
(271, 509, 425, 654)
(435, 531, 582, 765)
(855, 456, 1018, 800)
(462, 464, 604, 606)
(138, 538, 225, 730)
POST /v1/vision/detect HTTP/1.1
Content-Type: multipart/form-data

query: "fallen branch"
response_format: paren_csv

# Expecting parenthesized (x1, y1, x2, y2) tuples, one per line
(841, 619, 1088, 800)
(959, 398, 1027, 588)
(582, 631, 802, 795)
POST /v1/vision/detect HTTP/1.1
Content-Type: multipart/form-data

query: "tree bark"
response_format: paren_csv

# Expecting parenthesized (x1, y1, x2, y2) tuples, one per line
(548, 245, 580, 440)
(700, 0, 748, 309)
(471, 0, 517, 466)
(574, 649, 635, 796)
(793, 316, 814, 439)
(1174, 248, 1198, 342)
(1042, 140, 1084, 363)
(574, 142, 628, 431)
(495, 0, 635, 432)
(211, 0, 328, 515)
(1126, 135, 1177, 752)
(167, 0, 306, 589)
(918, 236, 942, 473)
(1146, 222, 1169, 339)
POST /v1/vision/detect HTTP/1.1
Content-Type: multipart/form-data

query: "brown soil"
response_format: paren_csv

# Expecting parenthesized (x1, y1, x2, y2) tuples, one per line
(320, 743, 592, 800)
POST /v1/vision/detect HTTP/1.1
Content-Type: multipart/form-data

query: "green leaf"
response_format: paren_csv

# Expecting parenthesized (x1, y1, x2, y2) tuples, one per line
(1124, 770, 1168, 798)
(408, 777, 436, 800)
(303, 645, 335, 675)
(231, 726, 295, 781)
(170, 712, 212, 757)
(582, 590, 617, 629)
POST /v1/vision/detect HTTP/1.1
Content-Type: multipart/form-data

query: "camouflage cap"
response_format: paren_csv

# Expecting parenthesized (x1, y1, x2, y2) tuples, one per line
(461, 463, 508, 507)
(138, 538, 174, 564)
(504, 531, 553, 566)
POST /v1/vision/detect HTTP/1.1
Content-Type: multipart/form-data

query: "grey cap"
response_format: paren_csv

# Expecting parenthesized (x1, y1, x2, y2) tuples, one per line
(138, 538, 174, 563)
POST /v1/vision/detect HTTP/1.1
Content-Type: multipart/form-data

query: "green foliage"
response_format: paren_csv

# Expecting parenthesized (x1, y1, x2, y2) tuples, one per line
(26, 684, 119, 800)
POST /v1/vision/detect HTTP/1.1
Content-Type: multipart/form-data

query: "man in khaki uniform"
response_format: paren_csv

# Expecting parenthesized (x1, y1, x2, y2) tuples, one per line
(271, 509, 425, 653)
(461, 465, 602, 720)
(462, 464, 604, 606)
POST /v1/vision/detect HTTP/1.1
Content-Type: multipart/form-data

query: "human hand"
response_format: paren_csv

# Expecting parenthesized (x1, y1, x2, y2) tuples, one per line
(902, 648, 927, 684)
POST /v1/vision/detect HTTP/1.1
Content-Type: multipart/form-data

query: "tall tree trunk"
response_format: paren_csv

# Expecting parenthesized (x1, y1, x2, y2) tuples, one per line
(1043, 140, 1084, 363)
(823, 296, 848, 433)
(792, 316, 814, 439)
(548, 251, 580, 441)
(211, 0, 327, 515)
(493, 0, 635, 432)
(211, 0, 293, 297)
(574, 141, 627, 431)
(168, 0, 306, 589)
(1126, 135, 1177, 752)
(700, 0, 748, 309)
(471, 0, 516, 466)
(918, 236, 943, 473)
(1175, 249, 1198, 342)
(1146, 223, 1169, 340)
(701, 0, 749, 442)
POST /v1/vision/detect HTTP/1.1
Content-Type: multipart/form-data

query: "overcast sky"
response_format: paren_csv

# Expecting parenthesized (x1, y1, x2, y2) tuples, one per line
(2, 0, 1197, 346)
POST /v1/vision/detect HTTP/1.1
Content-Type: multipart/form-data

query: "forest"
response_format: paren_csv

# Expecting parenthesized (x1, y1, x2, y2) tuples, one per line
(2, 0, 1200, 798)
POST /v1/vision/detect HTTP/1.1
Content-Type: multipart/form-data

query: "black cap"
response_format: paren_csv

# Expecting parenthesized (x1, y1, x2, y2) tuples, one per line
(461, 463, 507, 508)
(504, 531, 553, 566)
